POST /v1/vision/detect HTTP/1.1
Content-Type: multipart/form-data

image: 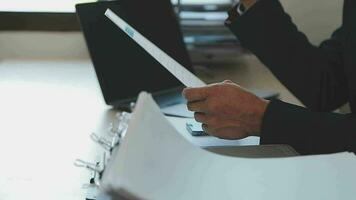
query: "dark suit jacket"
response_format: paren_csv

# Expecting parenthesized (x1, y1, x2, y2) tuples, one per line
(226, 0, 356, 155)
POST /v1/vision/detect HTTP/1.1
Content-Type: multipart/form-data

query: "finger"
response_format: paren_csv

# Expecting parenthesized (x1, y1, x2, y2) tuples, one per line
(202, 124, 210, 135)
(195, 113, 220, 127)
(214, 127, 247, 140)
(187, 101, 208, 112)
(202, 124, 215, 136)
(194, 112, 209, 123)
(182, 87, 210, 102)
(223, 80, 233, 84)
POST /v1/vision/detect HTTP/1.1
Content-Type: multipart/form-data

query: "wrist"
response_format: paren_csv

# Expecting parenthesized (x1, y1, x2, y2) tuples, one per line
(251, 99, 270, 136)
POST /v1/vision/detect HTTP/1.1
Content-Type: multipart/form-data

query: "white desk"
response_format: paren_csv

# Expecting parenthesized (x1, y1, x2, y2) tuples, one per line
(0, 59, 108, 200)
(0, 59, 258, 199)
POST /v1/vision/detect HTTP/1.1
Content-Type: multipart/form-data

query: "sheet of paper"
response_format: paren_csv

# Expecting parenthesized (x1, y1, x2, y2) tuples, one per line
(161, 103, 194, 118)
(101, 92, 356, 200)
(105, 9, 206, 88)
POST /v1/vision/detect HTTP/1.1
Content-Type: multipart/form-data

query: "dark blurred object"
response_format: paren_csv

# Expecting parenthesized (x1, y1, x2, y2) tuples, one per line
(76, 0, 194, 109)
(173, 0, 243, 64)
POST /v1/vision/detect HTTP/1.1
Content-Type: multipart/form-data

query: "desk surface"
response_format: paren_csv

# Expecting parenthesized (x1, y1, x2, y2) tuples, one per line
(0, 59, 108, 199)
(0, 59, 258, 199)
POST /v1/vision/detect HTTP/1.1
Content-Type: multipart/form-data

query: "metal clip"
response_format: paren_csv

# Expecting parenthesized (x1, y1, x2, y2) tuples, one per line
(74, 159, 103, 174)
(115, 112, 130, 138)
(130, 102, 136, 112)
(90, 132, 114, 151)
(108, 112, 130, 143)
(74, 159, 102, 189)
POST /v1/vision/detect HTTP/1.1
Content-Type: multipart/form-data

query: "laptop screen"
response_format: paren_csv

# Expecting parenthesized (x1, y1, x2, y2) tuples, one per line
(76, 0, 193, 105)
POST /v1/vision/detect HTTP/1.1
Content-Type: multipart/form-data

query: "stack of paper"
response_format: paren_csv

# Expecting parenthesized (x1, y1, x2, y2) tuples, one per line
(101, 92, 356, 200)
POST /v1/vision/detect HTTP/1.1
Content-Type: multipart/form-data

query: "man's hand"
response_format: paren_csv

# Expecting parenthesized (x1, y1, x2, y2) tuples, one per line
(183, 81, 269, 140)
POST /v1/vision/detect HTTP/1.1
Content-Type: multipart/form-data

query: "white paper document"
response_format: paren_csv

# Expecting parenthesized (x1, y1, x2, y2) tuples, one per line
(101, 92, 356, 200)
(105, 9, 206, 88)
(161, 103, 194, 118)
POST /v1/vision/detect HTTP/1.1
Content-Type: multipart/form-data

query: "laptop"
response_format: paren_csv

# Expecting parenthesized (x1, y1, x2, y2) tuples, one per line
(76, 0, 194, 114)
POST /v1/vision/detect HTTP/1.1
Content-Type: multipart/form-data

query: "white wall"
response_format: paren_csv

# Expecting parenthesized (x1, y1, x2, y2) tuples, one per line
(0, 32, 89, 59)
(281, 0, 343, 45)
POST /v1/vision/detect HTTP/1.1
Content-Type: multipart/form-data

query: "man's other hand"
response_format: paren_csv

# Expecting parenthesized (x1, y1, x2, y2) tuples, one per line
(183, 81, 269, 140)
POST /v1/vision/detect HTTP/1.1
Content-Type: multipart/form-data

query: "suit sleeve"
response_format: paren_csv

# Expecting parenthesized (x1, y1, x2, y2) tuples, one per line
(225, 0, 348, 112)
(261, 100, 356, 155)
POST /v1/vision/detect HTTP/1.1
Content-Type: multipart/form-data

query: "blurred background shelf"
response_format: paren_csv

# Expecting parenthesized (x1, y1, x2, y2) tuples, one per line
(171, 0, 241, 65)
